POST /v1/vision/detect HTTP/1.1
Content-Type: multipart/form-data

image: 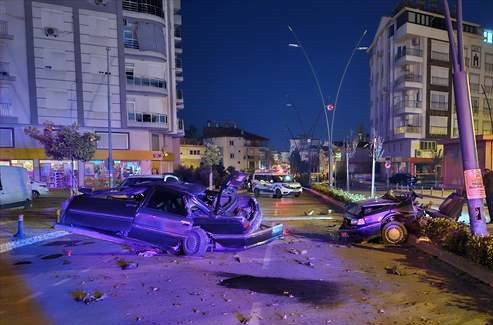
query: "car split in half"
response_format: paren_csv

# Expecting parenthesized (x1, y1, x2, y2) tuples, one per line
(57, 172, 283, 256)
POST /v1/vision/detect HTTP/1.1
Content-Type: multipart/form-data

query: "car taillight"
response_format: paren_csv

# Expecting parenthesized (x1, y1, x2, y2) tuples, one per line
(242, 220, 250, 230)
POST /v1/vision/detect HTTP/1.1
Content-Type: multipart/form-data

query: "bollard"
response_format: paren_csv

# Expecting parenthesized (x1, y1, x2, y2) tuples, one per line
(421, 186, 424, 194)
(441, 186, 444, 197)
(13, 214, 25, 239)
(430, 187, 433, 196)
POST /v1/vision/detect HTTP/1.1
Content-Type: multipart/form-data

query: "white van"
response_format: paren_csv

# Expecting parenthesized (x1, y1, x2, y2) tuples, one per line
(0, 166, 32, 209)
(251, 172, 302, 198)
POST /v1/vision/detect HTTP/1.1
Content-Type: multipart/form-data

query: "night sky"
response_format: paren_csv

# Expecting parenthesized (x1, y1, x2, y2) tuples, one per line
(180, 0, 493, 150)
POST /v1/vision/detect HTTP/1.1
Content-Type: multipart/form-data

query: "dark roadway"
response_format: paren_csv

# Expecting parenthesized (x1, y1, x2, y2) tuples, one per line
(1, 192, 493, 325)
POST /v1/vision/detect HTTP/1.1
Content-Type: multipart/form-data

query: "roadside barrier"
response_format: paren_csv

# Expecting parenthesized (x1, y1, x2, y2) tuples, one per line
(13, 214, 25, 239)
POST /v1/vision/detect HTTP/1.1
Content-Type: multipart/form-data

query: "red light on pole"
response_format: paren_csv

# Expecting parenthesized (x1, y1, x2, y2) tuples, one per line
(327, 104, 335, 111)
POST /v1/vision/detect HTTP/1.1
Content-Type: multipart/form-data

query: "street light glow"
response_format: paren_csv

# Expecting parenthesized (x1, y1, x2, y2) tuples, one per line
(288, 43, 300, 48)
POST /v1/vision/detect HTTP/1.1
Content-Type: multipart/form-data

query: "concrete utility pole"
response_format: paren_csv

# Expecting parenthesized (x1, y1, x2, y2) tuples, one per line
(442, 0, 488, 235)
(105, 47, 113, 188)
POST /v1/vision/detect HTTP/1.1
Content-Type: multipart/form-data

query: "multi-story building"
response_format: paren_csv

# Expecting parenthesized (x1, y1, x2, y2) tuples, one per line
(0, 0, 184, 188)
(203, 121, 270, 172)
(369, 0, 493, 178)
(179, 138, 205, 169)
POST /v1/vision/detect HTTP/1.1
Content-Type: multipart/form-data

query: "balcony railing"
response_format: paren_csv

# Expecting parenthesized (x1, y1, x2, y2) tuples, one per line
(394, 100, 422, 113)
(395, 74, 422, 86)
(128, 111, 168, 126)
(0, 103, 12, 116)
(0, 62, 15, 81)
(124, 39, 139, 49)
(174, 27, 181, 38)
(430, 101, 448, 110)
(430, 76, 449, 86)
(178, 118, 184, 130)
(176, 89, 184, 100)
(126, 75, 166, 90)
(122, 0, 164, 18)
(394, 48, 423, 62)
(430, 51, 450, 62)
(395, 126, 421, 134)
(0, 21, 13, 40)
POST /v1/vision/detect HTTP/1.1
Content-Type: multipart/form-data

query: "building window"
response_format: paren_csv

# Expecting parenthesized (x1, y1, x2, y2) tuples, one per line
(125, 63, 134, 78)
(96, 132, 130, 150)
(230, 153, 234, 159)
(484, 30, 493, 44)
(429, 116, 448, 135)
(430, 91, 448, 111)
(127, 100, 136, 121)
(420, 141, 436, 151)
(229, 140, 234, 146)
(151, 134, 160, 151)
(471, 97, 480, 112)
(0, 128, 13, 147)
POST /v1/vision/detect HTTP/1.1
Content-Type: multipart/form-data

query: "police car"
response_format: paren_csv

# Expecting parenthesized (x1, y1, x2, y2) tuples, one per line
(251, 172, 302, 198)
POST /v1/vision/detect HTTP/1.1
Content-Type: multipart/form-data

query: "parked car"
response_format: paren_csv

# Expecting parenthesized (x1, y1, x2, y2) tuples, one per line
(0, 166, 32, 209)
(58, 172, 283, 256)
(339, 190, 465, 244)
(389, 173, 417, 186)
(119, 173, 180, 188)
(31, 180, 49, 199)
(251, 172, 302, 198)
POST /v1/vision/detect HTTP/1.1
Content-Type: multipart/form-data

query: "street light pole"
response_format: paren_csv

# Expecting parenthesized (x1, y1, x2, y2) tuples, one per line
(105, 47, 113, 188)
(329, 30, 368, 188)
(442, 0, 488, 236)
(288, 25, 330, 184)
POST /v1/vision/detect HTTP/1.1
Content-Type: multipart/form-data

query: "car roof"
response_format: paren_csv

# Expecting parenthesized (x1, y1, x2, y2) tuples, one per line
(352, 198, 399, 208)
(126, 175, 165, 179)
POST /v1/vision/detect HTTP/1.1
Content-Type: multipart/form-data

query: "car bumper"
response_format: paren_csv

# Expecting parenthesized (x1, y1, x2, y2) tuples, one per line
(338, 222, 381, 242)
(210, 223, 284, 250)
(281, 188, 302, 195)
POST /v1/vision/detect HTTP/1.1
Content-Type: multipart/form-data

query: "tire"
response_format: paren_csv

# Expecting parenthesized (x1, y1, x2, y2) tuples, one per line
(275, 188, 282, 199)
(254, 188, 260, 197)
(381, 221, 408, 245)
(32, 190, 40, 199)
(294, 192, 301, 198)
(182, 228, 209, 257)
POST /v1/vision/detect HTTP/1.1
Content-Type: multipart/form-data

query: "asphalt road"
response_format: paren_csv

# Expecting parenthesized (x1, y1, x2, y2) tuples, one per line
(1, 192, 493, 325)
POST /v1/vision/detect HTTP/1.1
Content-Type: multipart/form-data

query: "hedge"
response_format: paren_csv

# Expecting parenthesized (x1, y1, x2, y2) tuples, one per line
(311, 183, 366, 204)
(418, 217, 493, 270)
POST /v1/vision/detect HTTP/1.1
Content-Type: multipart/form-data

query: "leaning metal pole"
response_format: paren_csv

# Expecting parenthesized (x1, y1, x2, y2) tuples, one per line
(106, 47, 113, 188)
(442, 0, 488, 236)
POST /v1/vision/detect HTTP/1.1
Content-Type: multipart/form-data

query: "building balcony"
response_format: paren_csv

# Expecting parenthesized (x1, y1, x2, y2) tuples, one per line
(430, 76, 449, 87)
(394, 74, 422, 88)
(176, 89, 184, 108)
(174, 26, 181, 39)
(122, 0, 164, 19)
(124, 39, 139, 49)
(394, 48, 423, 63)
(0, 103, 17, 123)
(127, 111, 169, 128)
(0, 63, 15, 82)
(177, 118, 185, 136)
(430, 51, 450, 63)
(469, 83, 480, 94)
(0, 21, 14, 40)
(486, 63, 493, 73)
(393, 100, 422, 114)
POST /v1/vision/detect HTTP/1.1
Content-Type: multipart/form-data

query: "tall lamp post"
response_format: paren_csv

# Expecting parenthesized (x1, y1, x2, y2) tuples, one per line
(99, 47, 113, 187)
(442, 0, 488, 236)
(329, 30, 368, 188)
(288, 25, 330, 184)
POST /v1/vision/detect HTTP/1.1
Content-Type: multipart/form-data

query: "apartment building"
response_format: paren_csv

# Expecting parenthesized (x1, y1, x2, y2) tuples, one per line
(203, 121, 270, 172)
(0, 0, 184, 188)
(179, 138, 205, 169)
(369, 0, 493, 177)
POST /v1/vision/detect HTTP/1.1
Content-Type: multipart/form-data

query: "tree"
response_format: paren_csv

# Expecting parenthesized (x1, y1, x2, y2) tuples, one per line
(200, 143, 222, 190)
(25, 122, 99, 195)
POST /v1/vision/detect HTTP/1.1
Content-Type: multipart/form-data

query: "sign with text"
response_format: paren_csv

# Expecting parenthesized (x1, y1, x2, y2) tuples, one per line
(464, 169, 486, 199)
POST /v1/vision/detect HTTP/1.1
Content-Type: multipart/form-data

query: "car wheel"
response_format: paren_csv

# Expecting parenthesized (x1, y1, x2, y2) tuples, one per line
(275, 188, 282, 199)
(382, 221, 408, 245)
(294, 192, 301, 197)
(182, 228, 209, 257)
(32, 190, 40, 199)
(254, 188, 260, 197)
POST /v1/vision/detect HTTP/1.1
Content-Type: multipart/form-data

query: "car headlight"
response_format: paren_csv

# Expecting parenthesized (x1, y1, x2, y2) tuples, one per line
(350, 218, 366, 226)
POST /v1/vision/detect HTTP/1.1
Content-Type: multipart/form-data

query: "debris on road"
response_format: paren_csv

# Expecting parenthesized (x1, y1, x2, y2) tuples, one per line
(385, 265, 407, 276)
(116, 258, 139, 270)
(287, 248, 301, 255)
(294, 258, 314, 268)
(137, 249, 160, 257)
(235, 312, 251, 324)
(71, 289, 106, 304)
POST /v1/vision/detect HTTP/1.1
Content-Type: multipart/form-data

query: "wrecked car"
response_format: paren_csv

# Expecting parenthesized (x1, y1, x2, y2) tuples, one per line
(57, 172, 283, 256)
(339, 190, 465, 244)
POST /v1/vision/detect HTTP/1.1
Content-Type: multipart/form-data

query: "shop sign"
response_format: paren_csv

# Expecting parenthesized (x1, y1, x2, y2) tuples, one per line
(152, 152, 163, 160)
(464, 169, 486, 199)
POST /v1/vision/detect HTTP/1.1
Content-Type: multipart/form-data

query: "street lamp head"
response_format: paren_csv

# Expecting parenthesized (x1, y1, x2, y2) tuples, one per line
(288, 25, 293, 32)
(356, 46, 369, 51)
(288, 43, 300, 48)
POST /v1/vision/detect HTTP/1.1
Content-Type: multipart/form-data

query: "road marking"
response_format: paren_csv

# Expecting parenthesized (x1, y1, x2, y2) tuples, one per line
(264, 216, 336, 221)
(17, 291, 43, 303)
(53, 278, 71, 286)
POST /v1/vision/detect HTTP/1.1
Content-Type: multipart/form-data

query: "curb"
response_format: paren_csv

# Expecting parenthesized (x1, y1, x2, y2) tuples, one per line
(303, 187, 345, 210)
(0, 230, 69, 254)
(409, 234, 493, 288)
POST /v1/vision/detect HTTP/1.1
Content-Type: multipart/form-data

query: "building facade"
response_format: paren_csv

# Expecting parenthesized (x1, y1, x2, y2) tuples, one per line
(369, 0, 493, 179)
(179, 138, 205, 169)
(0, 0, 184, 188)
(203, 121, 270, 172)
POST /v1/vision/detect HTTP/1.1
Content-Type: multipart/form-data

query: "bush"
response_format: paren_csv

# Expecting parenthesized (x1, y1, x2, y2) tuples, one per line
(311, 183, 366, 204)
(417, 217, 493, 270)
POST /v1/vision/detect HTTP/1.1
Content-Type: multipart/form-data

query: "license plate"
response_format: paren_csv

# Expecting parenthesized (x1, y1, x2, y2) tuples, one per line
(340, 232, 349, 238)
